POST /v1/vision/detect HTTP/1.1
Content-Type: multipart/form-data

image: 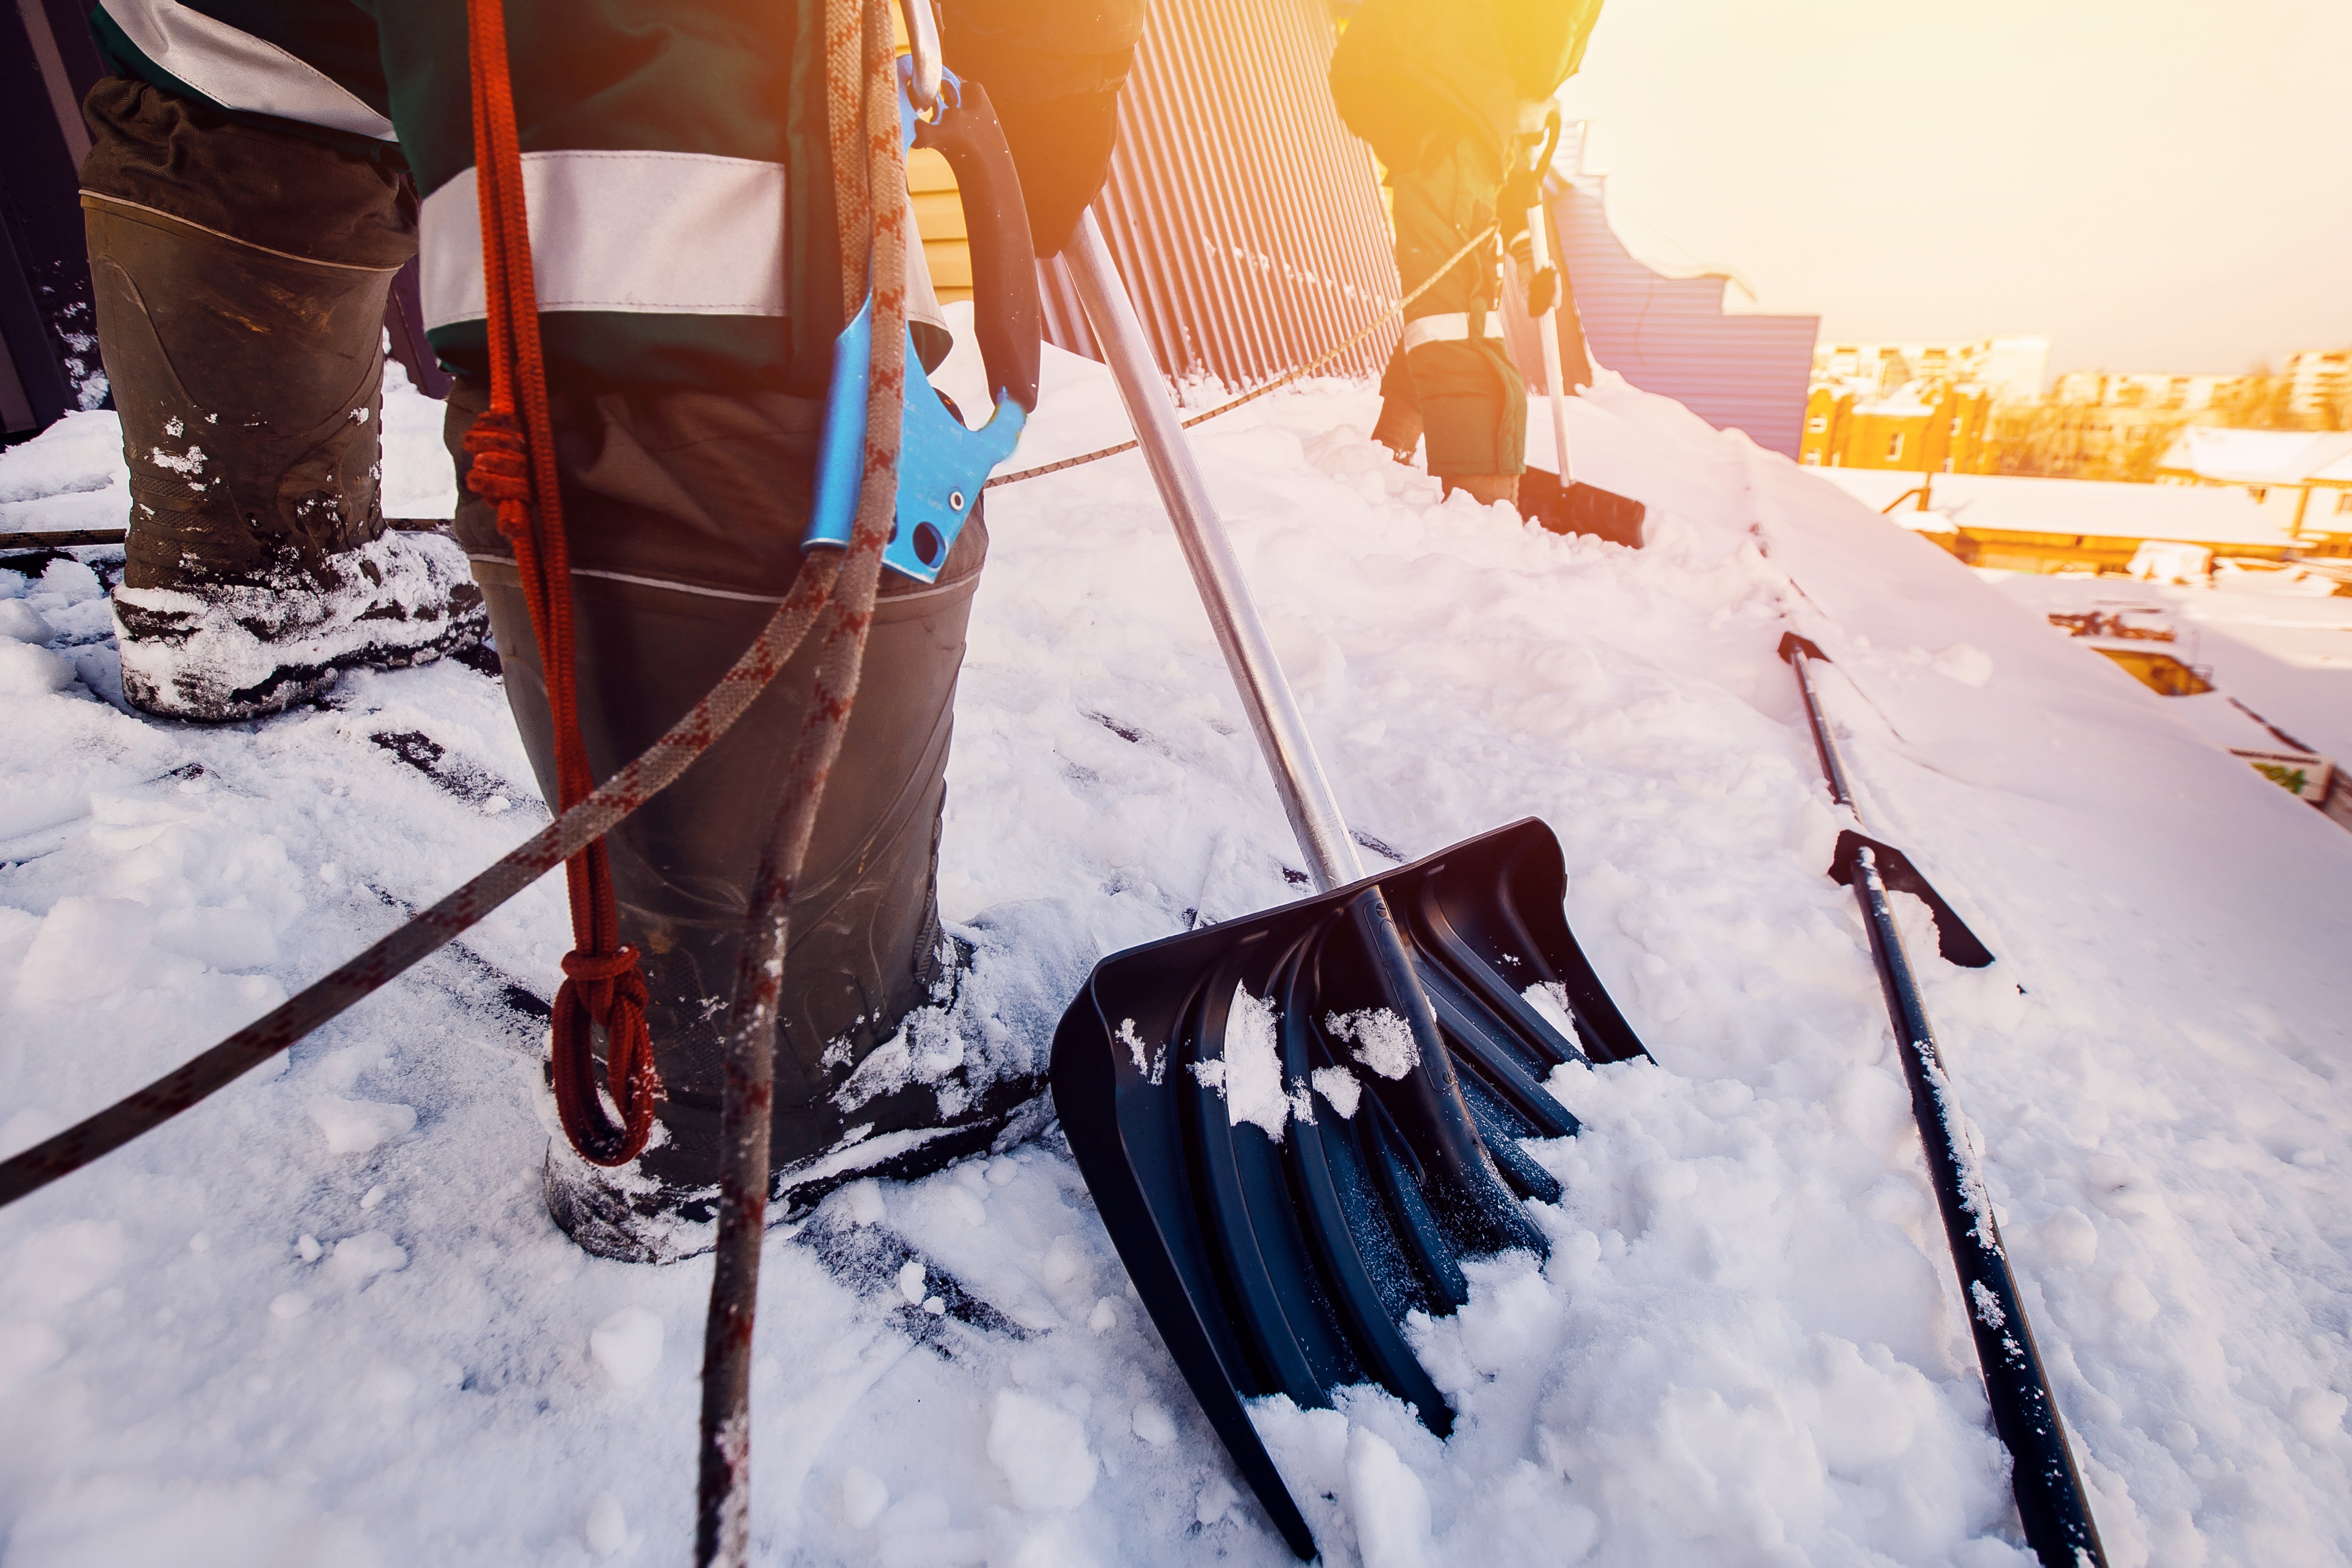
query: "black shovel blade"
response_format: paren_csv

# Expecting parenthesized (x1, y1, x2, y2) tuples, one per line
(1050, 818, 1648, 1558)
(1522, 466, 1647, 548)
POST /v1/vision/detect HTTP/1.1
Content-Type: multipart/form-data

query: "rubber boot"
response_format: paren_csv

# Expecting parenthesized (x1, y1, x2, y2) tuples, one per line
(79, 81, 483, 721)
(439, 379, 1027, 1258)
(1439, 473, 1521, 510)
(1371, 344, 1424, 463)
(497, 534, 1024, 1260)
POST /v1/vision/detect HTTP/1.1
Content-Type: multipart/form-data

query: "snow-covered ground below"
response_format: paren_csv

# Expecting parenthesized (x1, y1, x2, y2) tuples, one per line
(2, 336, 2350, 1568)
(1982, 567, 2352, 777)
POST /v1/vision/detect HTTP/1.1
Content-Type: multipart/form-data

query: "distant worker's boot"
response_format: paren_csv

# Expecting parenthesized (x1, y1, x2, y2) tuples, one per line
(1439, 473, 1521, 511)
(1370, 344, 1423, 462)
(80, 78, 483, 722)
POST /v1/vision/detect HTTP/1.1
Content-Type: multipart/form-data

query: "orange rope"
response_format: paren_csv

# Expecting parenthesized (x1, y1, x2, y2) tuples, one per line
(462, 0, 656, 1166)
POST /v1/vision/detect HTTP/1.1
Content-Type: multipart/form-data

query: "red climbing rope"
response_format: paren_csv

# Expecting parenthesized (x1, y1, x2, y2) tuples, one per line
(462, 0, 657, 1167)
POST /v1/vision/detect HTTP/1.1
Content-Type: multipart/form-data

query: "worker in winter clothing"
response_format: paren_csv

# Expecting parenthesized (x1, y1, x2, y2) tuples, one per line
(1330, 0, 1605, 510)
(78, 0, 1141, 1260)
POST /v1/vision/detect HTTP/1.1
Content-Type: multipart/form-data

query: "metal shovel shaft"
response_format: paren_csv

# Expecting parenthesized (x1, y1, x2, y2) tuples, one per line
(1523, 195, 1574, 488)
(1062, 213, 1365, 895)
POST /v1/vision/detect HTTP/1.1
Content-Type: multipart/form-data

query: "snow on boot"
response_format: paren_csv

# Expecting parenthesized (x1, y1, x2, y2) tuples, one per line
(112, 530, 487, 721)
(519, 536, 1057, 1262)
(80, 78, 484, 723)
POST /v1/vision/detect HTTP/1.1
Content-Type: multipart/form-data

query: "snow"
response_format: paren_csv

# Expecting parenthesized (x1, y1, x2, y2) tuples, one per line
(1190, 987, 1296, 1141)
(2, 314, 2350, 1567)
(1985, 568, 2352, 768)
(1327, 1007, 1420, 1080)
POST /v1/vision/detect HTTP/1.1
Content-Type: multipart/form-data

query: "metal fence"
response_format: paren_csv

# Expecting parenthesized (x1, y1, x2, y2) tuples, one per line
(1039, 0, 1402, 389)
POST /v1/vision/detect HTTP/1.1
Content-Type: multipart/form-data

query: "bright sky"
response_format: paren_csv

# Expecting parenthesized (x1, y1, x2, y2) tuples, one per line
(1556, 0, 2352, 380)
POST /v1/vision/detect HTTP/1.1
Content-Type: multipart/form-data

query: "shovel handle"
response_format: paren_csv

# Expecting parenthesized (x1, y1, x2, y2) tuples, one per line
(1521, 111, 1573, 486)
(1062, 212, 1362, 891)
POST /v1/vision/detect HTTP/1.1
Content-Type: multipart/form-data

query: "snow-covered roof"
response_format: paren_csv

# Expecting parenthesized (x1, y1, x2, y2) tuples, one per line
(2156, 427, 2352, 485)
(1813, 468, 2294, 548)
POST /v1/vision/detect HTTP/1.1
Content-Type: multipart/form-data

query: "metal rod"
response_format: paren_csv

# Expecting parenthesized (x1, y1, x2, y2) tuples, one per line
(1790, 649, 1859, 808)
(1522, 195, 1573, 485)
(1789, 645, 2106, 1568)
(1063, 210, 1363, 892)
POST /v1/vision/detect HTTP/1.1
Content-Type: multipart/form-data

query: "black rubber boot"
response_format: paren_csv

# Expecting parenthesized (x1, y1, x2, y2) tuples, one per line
(79, 78, 484, 721)
(444, 385, 1041, 1260)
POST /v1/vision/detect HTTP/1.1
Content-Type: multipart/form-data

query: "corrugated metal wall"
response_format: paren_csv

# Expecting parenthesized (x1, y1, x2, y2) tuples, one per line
(1038, 0, 1402, 387)
(1549, 174, 1817, 458)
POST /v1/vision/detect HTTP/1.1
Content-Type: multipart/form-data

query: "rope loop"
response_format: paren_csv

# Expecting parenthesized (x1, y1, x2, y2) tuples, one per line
(549, 944, 658, 1168)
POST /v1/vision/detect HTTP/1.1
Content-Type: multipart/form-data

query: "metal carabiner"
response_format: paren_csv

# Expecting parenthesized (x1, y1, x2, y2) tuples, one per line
(898, 0, 943, 115)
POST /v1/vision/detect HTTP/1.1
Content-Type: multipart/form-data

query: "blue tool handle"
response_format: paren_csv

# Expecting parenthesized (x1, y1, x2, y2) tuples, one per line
(804, 70, 1037, 582)
(913, 78, 1041, 414)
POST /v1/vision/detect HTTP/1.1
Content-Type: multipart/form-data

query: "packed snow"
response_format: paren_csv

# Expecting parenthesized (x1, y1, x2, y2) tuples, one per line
(2, 325, 2350, 1568)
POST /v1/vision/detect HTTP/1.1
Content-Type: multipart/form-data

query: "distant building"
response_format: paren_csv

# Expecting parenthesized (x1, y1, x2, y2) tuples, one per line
(2284, 349, 2352, 425)
(1988, 401, 2191, 484)
(2155, 427, 2352, 551)
(1813, 338, 2049, 404)
(2049, 370, 2259, 412)
(1799, 384, 1994, 474)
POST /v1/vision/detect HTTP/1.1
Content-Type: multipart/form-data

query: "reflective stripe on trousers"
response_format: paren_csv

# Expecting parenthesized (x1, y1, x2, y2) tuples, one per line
(419, 151, 949, 340)
(96, 0, 395, 140)
(1399, 310, 1504, 352)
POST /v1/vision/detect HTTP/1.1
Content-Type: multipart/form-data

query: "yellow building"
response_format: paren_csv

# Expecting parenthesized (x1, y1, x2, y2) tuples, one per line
(1798, 385, 1994, 474)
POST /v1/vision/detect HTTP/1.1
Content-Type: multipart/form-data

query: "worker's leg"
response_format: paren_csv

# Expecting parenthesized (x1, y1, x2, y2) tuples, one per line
(1389, 133, 1527, 505)
(445, 386, 1027, 1260)
(79, 77, 483, 720)
(1405, 335, 1525, 505)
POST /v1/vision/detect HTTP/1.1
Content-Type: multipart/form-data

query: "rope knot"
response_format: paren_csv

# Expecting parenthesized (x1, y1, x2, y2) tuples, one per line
(463, 411, 533, 507)
(561, 945, 643, 987)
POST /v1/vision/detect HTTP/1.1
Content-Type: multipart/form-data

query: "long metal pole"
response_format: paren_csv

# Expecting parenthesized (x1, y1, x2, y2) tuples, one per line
(1788, 646, 2105, 1568)
(1523, 193, 1574, 486)
(1062, 210, 1364, 893)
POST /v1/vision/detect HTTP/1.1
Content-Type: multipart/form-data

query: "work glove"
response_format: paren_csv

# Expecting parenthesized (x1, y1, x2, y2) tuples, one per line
(988, 87, 1124, 257)
(1526, 264, 1559, 318)
(942, 0, 1146, 256)
(1506, 230, 1559, 316)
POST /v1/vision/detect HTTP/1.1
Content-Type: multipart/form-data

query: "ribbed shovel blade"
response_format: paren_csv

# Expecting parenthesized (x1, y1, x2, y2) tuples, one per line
(1050, 818, 1648, 1557)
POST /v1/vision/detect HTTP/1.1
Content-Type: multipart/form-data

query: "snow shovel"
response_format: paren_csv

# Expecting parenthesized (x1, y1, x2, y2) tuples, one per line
(1514, 110, 1646, 550)
(1049, 211, 1653, 1560)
